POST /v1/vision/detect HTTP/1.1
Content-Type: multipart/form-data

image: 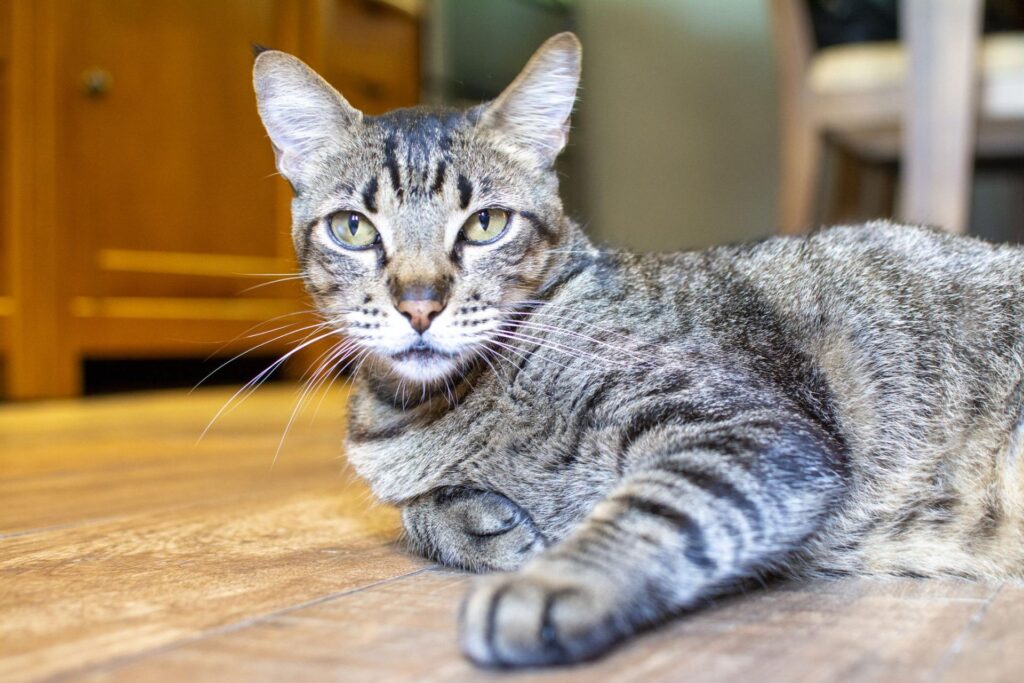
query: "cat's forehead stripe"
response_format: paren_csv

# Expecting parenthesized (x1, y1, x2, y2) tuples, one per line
(383, 133, 402, 195)
(369, 107, 471, 202)
(362, 176, 379, 213)
(457, 175, 473, 210)
(430, 160, 447, 196)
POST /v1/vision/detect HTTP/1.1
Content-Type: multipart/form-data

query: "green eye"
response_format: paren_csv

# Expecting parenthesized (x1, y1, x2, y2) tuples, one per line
(328, 211, 379, 249)
(460, 208, 510, 244)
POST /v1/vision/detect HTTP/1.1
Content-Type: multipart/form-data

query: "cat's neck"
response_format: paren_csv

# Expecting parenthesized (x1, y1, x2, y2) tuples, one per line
(534, 222, 600, 300)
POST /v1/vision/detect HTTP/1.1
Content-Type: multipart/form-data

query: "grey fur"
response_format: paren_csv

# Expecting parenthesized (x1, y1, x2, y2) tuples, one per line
(253, 33, 1024, 668)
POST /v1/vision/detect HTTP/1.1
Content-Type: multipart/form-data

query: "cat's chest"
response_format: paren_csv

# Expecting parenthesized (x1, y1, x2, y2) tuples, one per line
(344, 369, 608, 507)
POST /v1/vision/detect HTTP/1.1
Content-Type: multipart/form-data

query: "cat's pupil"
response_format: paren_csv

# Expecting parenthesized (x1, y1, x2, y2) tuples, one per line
(478, 210, 490, 231)
(348, 213, 360, 235)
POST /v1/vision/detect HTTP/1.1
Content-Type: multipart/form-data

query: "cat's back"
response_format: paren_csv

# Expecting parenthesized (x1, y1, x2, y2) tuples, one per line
(696, 220, 1024, 301)
(678, 220, 1024, 346)
(597, 220, 1024, 466)
(725, 221, 1024, 416)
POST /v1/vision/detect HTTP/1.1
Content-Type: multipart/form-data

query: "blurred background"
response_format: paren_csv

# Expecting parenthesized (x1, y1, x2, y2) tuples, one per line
(0, 0, 1021, 401)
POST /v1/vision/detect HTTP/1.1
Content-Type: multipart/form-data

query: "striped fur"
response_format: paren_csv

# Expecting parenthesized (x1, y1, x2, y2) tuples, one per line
(254, 34, 1024, 668)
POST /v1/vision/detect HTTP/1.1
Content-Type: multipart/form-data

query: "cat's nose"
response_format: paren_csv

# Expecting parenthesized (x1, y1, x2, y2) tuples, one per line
(396, 292, 445, 334)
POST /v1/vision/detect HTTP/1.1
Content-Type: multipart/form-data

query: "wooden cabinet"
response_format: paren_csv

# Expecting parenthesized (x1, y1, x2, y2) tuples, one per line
(0, 0, 420, 398)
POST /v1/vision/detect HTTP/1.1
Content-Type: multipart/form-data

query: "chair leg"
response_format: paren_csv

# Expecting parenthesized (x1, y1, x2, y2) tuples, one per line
(900, 0, 982, 234)
(778, 119, 824, 235)
(828, 145, 865, 225)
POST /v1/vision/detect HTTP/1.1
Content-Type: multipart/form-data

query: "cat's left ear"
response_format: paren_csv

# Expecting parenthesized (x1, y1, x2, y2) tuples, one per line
(479, 32, 581, 166)
(252, 49, 362, 192)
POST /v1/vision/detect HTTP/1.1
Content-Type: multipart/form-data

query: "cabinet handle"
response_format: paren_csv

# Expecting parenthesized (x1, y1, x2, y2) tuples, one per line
(80, 68, 113, 98)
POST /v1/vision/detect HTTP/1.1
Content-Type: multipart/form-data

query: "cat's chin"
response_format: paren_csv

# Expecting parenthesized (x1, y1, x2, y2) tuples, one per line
(387, 349, 461, 384)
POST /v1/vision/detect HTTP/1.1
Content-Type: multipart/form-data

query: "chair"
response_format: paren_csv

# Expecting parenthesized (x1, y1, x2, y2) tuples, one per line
(770, 0, 1024, 235)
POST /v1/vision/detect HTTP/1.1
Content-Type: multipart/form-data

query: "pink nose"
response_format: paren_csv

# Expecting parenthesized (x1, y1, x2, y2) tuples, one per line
(397, 298, 444, 334)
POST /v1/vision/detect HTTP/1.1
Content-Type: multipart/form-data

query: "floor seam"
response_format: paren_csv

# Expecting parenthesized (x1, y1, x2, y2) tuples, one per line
(0, 482, 343, 541)
(926, 582, 1003, 682)
(51, 566, 433, 682)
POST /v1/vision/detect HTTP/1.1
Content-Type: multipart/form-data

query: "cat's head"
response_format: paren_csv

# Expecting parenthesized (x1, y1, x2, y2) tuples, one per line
(253, 33, 582, 385)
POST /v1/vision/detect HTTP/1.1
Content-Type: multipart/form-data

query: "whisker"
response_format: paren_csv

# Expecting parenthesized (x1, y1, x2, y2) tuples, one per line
(472, 347, 501, 379)
(272, 340, 361, 467)
(237, 275, 307, 294)
(201, 309, 318, 362)
(312, 346, 371, 419)
(509, 319, 652, 365)
(506, 307, 636, 342)
(192, 319, 333, 393)
(197, 327, 340, 443)
(485, 336, 576, 374)
(496, 329, 633, 367)
(221, 329, 348, 419)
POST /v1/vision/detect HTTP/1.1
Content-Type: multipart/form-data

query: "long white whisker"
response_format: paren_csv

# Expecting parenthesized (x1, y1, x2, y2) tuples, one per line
(237, 275, 308, 294)
(510, 319, 651, 365)
(485, 336, 576, 373)
(484, 342, 540, 374)
(272, 340, 359, 468)
(192, 319, 333, 392)
(506, 307, 637, 343)
(496, 329, 632, 367)
(312, 346, 370, 419)
(201, 309, 318, 362)
(198, 328, 340, 443)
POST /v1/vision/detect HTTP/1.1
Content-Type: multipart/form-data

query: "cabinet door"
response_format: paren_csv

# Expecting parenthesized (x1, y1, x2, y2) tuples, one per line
(58, 0, 302, 355)
(0, 0, 11, 358)
(3, 0, 421, 397)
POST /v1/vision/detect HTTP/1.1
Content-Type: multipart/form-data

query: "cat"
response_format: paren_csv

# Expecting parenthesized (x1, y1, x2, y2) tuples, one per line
(252, 33, 1024, 668)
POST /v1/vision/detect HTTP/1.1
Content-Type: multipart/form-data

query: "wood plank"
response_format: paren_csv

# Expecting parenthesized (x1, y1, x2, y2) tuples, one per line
(97, 249, 295, 279)
(0, 489, 423, 682)
(2, 384, 1018, 683)
(0, 383, 426, 682)
(76, 571, 1005, 683)
(936, 584, 1024, 683)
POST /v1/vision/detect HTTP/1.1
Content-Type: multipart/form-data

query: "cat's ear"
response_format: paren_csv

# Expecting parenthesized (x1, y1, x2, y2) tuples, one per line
(252, 50, 361, 191)
(479, 32, 581, 166)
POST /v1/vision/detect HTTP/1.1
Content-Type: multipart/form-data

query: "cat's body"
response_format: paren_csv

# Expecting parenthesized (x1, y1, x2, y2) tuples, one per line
(252, 34, 1023, 667)
(350, 222, 1024, 581)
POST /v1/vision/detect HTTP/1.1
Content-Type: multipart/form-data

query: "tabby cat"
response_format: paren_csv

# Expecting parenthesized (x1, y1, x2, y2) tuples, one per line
(252, 33, 1024, 667)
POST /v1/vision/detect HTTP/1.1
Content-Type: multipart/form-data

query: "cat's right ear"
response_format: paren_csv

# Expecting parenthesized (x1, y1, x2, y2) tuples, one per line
(479, 32, 582, 167)
(252, 51, 361, 192)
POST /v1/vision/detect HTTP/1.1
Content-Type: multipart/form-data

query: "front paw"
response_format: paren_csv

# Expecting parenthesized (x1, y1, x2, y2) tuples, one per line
(403, 487, 546, 572)
(459, 564, 624, 667)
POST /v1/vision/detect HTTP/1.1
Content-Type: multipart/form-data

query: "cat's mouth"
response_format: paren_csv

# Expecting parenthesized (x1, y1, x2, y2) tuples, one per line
(391, 340, 455, 362)
(387, 340, 462, 383)
(393, 339, 450, 360)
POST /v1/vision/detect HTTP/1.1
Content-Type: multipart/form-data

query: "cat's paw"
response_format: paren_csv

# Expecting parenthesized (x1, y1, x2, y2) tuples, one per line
(459, 563, 624, 667)
(402, 487, 546, 572)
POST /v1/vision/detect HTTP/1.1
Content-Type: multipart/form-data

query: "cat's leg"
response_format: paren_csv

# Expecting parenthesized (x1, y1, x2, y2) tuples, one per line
(459, 420, 846, 667)
(403, 486, 547, 572)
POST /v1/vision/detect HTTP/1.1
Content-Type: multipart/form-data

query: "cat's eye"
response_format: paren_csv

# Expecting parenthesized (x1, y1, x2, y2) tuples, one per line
(327, 211, 380, 250)
(460, 208, 510, 245)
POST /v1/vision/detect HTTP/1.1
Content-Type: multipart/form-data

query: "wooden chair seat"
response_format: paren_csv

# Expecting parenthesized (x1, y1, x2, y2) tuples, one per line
(808, 33, 1024, 160)
(772, 0, 1024, 235)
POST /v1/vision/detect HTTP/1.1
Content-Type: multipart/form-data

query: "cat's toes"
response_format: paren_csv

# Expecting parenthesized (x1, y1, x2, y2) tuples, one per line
(403, 487, 546, 572)
(459, 565, 622, 667)
(439, 487, 529, 538)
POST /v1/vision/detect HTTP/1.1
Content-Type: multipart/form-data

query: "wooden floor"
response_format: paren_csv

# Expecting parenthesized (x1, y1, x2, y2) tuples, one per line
(2, 384, 1021, 682)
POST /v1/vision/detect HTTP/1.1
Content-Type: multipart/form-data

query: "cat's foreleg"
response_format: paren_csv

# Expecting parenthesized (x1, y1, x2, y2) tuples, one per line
(459, 421, 846, 667)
